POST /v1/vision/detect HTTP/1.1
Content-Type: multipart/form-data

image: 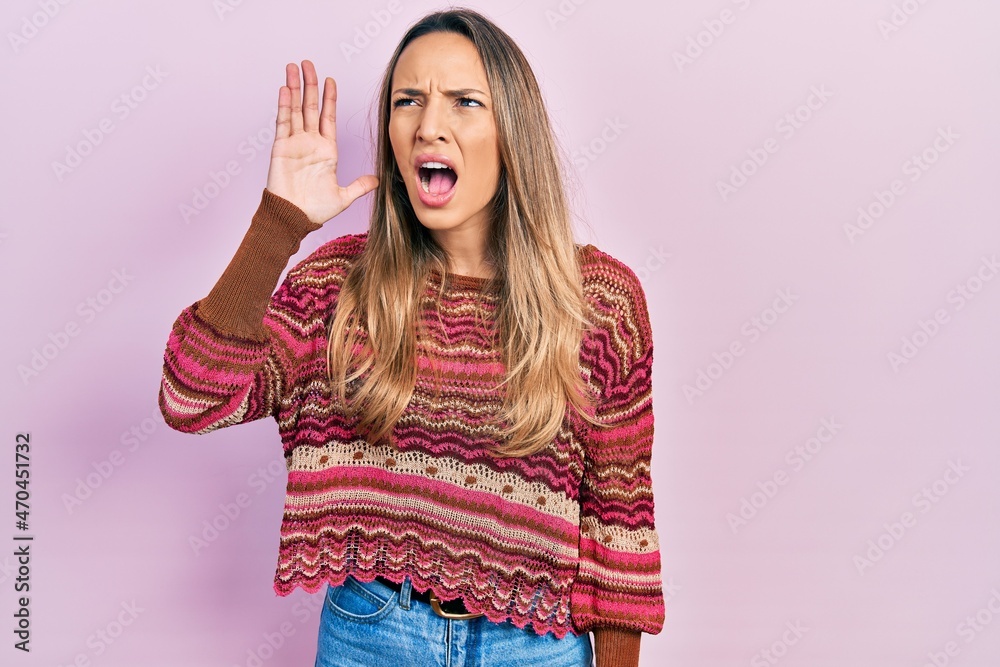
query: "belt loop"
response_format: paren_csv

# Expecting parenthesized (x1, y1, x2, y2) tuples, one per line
(399, 575, 412, 610)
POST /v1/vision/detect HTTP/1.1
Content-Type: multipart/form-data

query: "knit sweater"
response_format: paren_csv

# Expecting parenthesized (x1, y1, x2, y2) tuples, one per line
(158, 189, 664, 666)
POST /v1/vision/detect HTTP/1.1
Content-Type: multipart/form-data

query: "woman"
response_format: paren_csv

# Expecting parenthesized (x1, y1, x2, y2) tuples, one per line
(159, 8, 664, 667)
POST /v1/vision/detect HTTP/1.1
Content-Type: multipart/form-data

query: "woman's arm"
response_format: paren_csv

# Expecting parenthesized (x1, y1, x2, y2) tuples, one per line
(158, 189, 319, 434)
(158, 59, 376, 433)
(571, 249, 666, 666)
(593, 628, 643, 667)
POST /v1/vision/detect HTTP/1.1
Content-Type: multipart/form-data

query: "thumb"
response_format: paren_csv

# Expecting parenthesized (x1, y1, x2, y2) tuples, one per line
(341, 175, 379, 207)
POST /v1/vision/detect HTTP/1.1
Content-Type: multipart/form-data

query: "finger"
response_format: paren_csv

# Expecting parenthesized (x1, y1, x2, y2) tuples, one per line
(275, 85, 291, 140)
(301, 60, 320, 133)
(319, 76, 338, 142)
(341, 175, 380, 206)
(286, 62, 303, 134)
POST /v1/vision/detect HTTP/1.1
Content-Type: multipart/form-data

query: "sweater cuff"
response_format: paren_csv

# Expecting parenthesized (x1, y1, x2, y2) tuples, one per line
(197, 188, 323, 339)
(592, 627, 642, 667)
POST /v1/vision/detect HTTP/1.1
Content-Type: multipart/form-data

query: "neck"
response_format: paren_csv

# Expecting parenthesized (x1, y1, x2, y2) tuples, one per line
(426, 219, 492, 279)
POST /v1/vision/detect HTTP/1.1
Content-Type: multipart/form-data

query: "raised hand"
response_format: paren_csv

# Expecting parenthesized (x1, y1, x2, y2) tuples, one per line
(265, 60, 378, 225)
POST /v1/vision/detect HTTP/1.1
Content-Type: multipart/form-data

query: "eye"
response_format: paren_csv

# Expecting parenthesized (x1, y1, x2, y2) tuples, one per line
(458, 97, 483, 108)
(392, 97, 415, 108)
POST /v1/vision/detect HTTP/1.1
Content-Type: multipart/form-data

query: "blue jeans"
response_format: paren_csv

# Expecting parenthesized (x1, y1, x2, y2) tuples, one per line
(314, 575, 594, 667)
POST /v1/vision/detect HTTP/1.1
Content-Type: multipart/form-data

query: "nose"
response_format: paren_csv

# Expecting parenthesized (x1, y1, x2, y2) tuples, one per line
(415, 95, 448, 144)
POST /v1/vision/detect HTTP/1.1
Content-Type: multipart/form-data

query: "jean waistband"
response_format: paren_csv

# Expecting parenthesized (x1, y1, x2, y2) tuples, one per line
(375, 575, 482, 618)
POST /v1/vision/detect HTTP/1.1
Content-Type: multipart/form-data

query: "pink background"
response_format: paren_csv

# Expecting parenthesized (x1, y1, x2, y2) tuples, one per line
(4, 1, 1000, 665)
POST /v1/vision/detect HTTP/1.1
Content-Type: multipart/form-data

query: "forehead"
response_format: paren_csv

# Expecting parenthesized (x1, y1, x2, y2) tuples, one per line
(391, 32, 489, 90)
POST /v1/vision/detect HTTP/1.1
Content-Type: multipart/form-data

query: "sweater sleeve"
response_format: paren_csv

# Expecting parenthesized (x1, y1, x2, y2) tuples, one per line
(158, 188, 323, 434)
(571, 253, 665, 660)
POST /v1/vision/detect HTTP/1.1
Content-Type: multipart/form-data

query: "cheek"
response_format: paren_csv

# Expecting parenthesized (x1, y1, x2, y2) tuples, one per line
(482, 150, 501, 194)
(388, 122, 407, 152)
(468, 139, 501, 187)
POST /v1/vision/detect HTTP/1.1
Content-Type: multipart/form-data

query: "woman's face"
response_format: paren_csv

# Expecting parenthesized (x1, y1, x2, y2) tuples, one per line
(389, 31, 500, 237)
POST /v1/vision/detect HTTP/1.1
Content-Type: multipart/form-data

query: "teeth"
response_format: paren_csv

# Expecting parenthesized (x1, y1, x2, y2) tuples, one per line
(418, 161, 454, 194)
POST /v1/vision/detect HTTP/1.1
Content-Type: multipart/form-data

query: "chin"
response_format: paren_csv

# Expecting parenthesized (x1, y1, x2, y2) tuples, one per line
(413, 212, 465, 231)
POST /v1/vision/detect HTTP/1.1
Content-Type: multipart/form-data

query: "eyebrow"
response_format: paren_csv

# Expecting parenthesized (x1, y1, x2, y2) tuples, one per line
(391, 87, 490, 98)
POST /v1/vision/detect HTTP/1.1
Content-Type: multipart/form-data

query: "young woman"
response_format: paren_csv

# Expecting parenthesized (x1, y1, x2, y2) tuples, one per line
(159, 8, 664, 667)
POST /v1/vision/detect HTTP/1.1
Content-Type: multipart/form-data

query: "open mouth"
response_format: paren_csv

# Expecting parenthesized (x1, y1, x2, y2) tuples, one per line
(418, 162, 458, 195)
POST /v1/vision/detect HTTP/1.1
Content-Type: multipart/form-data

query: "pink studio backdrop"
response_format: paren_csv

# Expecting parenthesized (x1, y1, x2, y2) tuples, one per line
(4, 1, 1000, 665)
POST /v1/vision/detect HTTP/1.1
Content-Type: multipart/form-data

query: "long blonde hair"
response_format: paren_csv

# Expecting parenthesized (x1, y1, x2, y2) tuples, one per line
(326, 7, 604, 457)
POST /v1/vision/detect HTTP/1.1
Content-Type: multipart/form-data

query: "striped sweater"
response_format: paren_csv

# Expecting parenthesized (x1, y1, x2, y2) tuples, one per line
(158, 189, 664, 665)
